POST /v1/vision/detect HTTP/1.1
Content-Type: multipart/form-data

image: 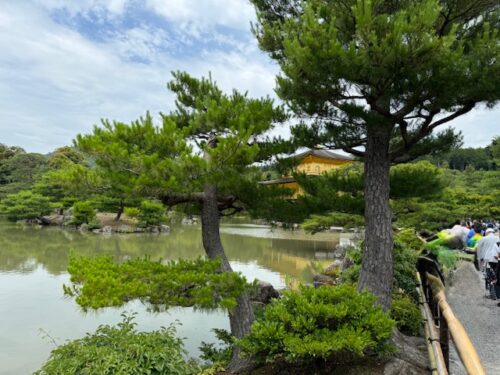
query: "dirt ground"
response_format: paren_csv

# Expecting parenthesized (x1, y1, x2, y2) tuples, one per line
(96, 212, 138, 228)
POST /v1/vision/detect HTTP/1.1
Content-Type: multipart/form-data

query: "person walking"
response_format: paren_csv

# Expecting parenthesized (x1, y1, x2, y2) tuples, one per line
(477, 229, 500, 299)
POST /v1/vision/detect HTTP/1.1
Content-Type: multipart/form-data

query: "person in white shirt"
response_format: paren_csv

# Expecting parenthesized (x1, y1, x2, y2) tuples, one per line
(450, 221, 470, 248)
(477, 229, 500, 300)
(477, 228, 499, 271)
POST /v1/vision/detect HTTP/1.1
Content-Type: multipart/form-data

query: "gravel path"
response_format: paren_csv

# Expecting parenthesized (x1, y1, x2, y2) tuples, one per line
(446, 261, 500, 375)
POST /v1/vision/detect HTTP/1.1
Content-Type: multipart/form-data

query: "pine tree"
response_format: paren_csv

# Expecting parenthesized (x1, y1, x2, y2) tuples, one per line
(74, 71, 286, 371)
(251, 0, 500, 309)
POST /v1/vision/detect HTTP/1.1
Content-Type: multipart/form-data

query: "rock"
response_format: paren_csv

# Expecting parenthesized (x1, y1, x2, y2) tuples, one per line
(329, 226, 344, 232)
(92, 229, 101, 234)
(383, 358, 427, 375)
(150, 225, 160, 233)
(383, 329, 428, 375)
(323, 260, 342, 276)
(341, 257, 354, 272)
(79, 223, 89, 232)
(253, 281, 280, 304)
(160, 224, 170, 233)
(116, 225, 133, 233)
(134, 227, 146, 233)
(102, 226, 113, 233)
(181, 217, 194, 225)
(63, 208, 73, 222)
(313, 274, 335, 287)
(40, 215, 63, 225)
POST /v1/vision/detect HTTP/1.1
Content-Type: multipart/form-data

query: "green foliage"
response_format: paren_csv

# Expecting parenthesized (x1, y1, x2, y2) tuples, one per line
(425, 141, 498, 171)
(64, 256, 250, 311)
(199, 328, 234, 366)
(425, 240, 459, 274)
(302, 212, 365, 234)
(124, 206, 140, 218)
(75, 72, 286, 211)
(35, 313, 200, 375)
(47, 146, 86, 169)
(390, 161, 445, 199)
(253, 0, 499, 308)
(71, 201, 96, 226)
(0, 143, 25, 186)
(0, 151, 47, 196)
(436, 250, 458, 272)
(491, 136, 500, 164)
(239, 284, 394, 364)
(390, 294, 421, 337)
(252, 0, 499, 160)
(89, 195, 122, 213)
(394, 228, 425, 252)
(293, 161, 446, 231)
(341, 235, 419, 301)
(393, 169, 500, 231)
(139, 200, 166, 226)
(0, 190, 51, 221)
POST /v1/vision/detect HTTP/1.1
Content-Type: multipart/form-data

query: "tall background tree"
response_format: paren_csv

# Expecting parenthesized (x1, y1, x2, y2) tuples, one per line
(251, 0, 500, 309)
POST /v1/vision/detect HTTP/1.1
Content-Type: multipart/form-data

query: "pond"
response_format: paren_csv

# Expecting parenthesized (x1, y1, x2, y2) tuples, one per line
(0, 222, 349, 374)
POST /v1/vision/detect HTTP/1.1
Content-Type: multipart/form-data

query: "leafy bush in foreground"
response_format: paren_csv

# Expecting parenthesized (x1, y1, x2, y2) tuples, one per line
(35, 313, 199, 375)
(239, 285, 394, 364)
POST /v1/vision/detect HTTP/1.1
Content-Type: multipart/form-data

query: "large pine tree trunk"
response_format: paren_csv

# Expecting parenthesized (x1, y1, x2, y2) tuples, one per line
(357, 124, 394, 311)
(201, 182, 256, 373)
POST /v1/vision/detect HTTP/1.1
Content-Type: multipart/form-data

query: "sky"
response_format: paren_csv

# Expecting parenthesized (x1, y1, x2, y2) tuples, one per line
(0, 0, 498, 154)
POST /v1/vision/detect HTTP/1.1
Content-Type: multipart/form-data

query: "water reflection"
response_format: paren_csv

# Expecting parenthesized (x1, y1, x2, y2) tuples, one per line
(0, 223, 341, 281)
(0, 221, 345, 374)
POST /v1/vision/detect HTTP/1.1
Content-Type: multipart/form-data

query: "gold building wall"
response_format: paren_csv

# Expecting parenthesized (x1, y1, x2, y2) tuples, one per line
(296, 155, 351, 175)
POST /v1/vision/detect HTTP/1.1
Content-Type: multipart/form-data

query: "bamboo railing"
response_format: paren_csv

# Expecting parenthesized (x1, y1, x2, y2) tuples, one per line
(416, 256, 486, 375)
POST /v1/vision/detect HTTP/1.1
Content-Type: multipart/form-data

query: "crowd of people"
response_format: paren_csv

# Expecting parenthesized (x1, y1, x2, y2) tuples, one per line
(448, 220, 500, 305)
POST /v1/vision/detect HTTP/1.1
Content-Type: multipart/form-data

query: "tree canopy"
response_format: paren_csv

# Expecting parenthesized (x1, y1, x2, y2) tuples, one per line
(251, 0, 500, 309)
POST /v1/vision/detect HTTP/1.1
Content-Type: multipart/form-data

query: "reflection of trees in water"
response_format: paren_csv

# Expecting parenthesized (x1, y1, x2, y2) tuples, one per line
(0, 224, 338, 280)
(0, 224, 204, 274)
(221, 233, 337, 279)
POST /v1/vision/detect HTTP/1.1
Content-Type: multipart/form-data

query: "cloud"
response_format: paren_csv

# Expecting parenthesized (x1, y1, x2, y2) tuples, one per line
(145, 0, 256, 31)
(0, 1, 277, 153)
(0, 0, 497, 154)
(34, 0, 128, 17)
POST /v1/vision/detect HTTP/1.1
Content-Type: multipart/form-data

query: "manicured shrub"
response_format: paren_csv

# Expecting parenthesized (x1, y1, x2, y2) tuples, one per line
(390, 294, 421, 336)
(0, 190, 51, 221)
(64, 256, 249, 311)
(239, 284, 394, 364)
(124, 206, 140, 218)
(34, 313, 199, 375)
(71, 201, 96, 225)
(394, 228, 424, 252)
(139, 200, 165, 226)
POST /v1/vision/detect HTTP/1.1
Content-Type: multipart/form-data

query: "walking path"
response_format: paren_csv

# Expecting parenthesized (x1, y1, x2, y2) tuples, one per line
(446, 261, 500, 375)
